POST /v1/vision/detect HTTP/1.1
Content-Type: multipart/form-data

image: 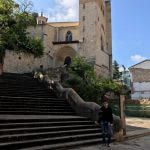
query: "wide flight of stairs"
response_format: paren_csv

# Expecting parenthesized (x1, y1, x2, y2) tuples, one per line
(0, 73, 102, 149)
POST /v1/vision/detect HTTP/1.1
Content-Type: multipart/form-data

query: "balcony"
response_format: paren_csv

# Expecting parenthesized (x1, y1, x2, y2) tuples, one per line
(52, 40, 79, 45)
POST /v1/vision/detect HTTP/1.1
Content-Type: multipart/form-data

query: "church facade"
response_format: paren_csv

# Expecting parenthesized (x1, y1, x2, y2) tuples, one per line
(3, 0, 112, 76)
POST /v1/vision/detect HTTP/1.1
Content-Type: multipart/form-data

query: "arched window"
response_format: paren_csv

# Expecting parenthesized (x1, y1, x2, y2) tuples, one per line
(64, 56, 72, 66)
(66, 31, 72, 42)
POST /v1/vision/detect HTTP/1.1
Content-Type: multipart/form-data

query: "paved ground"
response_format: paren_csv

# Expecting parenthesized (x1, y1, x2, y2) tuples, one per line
(126, 117, 150, 130)
(71, 135, 150, 150)
(71, 117, 150, 150)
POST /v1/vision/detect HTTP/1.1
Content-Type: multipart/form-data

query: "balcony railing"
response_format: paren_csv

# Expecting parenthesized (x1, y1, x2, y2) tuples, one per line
(52, 40, 79, 45)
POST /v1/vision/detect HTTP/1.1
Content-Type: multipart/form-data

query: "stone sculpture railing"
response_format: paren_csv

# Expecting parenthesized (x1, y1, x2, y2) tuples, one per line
(34, 71, 124, 141)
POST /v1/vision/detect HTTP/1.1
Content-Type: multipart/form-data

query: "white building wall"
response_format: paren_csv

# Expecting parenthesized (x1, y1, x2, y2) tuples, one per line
(131, 82, 150, 99)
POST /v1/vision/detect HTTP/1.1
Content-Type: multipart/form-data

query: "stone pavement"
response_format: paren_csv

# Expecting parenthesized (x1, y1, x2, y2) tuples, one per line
(126, 117, 150, 130)
(125, 117, 150, 140)
(71, 117, 150, 150)
(71, 135, 150, 150)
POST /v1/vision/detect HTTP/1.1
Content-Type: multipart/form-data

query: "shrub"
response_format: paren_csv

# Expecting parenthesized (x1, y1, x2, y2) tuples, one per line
(63, 57, 122, 104)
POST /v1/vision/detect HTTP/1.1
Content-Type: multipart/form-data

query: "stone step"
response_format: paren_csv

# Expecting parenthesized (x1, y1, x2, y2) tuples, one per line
(4, 124, 99, 133)
(20, 138, 102, 150)
(0, 101, 70, 107)
(0, 108, 74, 112)
(0, 89, 52, 93)
(0, 98, 67, 103)
(0, 117, 90, 123)
(0, 128, 101, 143)
(0, 121, 95, 129)
(0, 86, 48, 90)
(0, 79, 37, 82)
(0, 87, 50, 90)
(0, 72, 103, 149)
(0, 92, 55, 96)
(0, 92, 56, 96)
(0, 126, 101, 137)
(0, 111, 76, 115)
(0, 94, 57, 98)
(0, 81, 40, 86)
(0, 96, 63, 100)
(0, 84, 40, 87)
(0, 106, 72, 110)
(0, 105, 71, 109)
(1, 72, 32, 77)
(0, 132, 101, 149)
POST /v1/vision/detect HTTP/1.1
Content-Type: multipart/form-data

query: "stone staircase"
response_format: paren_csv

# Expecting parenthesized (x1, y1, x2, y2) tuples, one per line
(0, 73, 102, 149)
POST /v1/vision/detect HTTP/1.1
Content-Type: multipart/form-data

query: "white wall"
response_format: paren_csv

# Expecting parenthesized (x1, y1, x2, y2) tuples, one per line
(132, 82, 150, 99)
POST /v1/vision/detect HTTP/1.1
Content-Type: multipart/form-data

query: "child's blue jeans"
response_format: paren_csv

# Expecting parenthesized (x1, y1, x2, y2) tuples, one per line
(100, 121, 113, 144)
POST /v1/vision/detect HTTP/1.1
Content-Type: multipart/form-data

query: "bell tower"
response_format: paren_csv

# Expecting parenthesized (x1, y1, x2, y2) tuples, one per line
(79, 0, 112, 76)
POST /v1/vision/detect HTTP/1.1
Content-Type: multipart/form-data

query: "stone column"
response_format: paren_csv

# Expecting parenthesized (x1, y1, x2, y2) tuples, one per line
(120, 95, 126, 135)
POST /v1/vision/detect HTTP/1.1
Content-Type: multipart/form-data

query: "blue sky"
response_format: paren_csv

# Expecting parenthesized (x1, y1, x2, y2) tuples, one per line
(16, 0, 150, 68)
(112, 0, 150, 68)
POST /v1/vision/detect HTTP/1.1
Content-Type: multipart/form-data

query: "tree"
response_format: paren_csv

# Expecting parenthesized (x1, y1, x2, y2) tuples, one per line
(112, 60, 122, 80)
(0, 0, 44, 63)
(18, 0, 33, 13)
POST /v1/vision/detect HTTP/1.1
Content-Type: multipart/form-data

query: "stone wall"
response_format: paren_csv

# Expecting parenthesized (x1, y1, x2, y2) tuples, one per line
(28, 24, 55, 57)
(3, 50, 53, 73)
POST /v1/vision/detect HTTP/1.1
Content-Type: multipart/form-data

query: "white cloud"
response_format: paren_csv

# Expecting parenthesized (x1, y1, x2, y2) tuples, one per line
(46, 0, 79, 22)
(131, 54, 147, 63)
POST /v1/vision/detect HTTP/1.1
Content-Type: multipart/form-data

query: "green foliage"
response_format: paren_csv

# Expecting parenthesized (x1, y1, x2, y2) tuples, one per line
(64, 57, 122, 104)
(0, 0, 44, 59)
(113, 60, 122, 80)
(69, 56, 95, 79)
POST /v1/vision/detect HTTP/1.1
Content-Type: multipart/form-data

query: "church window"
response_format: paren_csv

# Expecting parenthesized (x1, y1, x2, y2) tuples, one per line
(83, 26, 85, 32)
(83, 4, 86, 9)
(101, 24, 105, 33)
(107, 42, 109, 49)
(66, 31, 72, 41)
(101, 36, 104, 51)
(83, 16, 85, 21)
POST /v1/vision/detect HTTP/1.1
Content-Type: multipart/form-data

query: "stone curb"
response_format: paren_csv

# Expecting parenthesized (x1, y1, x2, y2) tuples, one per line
(124, 128, 150, 140)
